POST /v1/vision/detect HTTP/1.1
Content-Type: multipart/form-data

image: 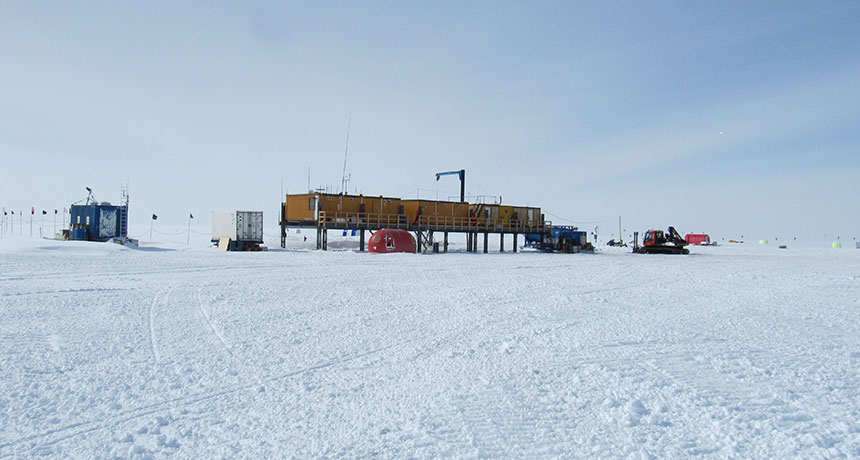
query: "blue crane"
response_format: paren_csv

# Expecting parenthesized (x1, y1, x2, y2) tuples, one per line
(435, 169, 466, 202)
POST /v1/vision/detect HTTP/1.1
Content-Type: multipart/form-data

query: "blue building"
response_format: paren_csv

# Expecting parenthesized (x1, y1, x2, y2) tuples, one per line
(69, 202, 128, 241)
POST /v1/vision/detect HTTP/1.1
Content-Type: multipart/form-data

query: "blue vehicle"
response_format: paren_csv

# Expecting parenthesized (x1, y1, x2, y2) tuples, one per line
(524, 226, 594, 253)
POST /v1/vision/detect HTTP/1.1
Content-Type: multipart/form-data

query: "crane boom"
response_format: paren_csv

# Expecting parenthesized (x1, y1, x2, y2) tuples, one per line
(434, 169, 466, 202)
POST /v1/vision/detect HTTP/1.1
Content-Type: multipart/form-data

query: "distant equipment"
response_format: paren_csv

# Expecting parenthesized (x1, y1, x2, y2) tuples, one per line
(212, 211, 264, 251)
(524, 226, 594, 254)
(633, 227, 690, 254)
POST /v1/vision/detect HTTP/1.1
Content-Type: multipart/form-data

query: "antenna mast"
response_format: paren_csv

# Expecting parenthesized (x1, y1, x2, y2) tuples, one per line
(340, 111, 352, 194)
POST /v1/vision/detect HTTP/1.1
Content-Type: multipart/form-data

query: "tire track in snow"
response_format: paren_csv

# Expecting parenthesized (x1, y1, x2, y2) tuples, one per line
(149, 288, 173, 363)
(195, 287, 268, 389)
(0, 335, 419, 457)
(195, 288, 231, 356)
(1, 287, 135, 297)
(0, 275, 666, 456)
(0, 279, 636, 457)
(0, 261, 297, 284)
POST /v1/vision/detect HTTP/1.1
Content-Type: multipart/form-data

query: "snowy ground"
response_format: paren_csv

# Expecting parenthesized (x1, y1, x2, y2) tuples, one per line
(1, 234, 859, 459)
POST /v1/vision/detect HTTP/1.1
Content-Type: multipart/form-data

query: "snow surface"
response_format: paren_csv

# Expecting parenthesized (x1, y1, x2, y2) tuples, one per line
(1, 236, 859, 459)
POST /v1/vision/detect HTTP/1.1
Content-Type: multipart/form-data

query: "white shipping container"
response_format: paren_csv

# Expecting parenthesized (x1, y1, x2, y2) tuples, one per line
(212, 211, 264, 242)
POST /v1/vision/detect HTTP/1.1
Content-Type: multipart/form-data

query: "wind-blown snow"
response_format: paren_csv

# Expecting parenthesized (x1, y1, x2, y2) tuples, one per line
(1, 238, 859, 458)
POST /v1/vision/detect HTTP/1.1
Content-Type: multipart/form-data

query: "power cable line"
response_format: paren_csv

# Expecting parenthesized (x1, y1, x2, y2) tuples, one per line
(468, 173, 491, 196)
(545, 212, 618, 226)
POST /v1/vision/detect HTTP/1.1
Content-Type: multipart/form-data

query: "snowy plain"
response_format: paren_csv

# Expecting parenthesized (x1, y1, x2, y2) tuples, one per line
(1, 231, 859, 459)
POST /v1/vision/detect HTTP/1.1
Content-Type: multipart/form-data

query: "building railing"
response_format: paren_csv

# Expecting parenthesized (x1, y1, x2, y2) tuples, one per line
(314, 211, 549, 233)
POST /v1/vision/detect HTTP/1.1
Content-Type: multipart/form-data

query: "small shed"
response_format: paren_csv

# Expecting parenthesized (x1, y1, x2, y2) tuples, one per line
(368, 229, 416, 254)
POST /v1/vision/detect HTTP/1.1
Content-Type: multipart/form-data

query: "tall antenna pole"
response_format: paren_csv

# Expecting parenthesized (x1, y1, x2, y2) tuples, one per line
(340, 111, 352, 195)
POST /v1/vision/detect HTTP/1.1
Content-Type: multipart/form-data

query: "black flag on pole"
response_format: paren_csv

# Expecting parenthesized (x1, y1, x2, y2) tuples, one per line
(190, 213, 194, 219)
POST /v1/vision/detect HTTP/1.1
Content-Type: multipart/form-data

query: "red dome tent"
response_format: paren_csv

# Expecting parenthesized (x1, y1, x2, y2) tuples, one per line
(368, 229, 416, 253)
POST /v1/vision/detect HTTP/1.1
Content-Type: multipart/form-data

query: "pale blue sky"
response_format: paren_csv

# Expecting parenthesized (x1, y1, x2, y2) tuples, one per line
(1, 2, 858, 242)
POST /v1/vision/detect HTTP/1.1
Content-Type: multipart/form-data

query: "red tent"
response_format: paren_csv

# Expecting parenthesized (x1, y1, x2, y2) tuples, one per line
(368, 229, 417, 253)
(685, 234, 711, 245)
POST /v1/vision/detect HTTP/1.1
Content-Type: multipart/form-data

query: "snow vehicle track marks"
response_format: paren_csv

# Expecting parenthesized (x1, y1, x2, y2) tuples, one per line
(195, 288, 231, 356)
(0, 337, 414, 457)
(194, 287, 268, 389)
(0, 262, 290, 284)
(148, 288, 173, 363)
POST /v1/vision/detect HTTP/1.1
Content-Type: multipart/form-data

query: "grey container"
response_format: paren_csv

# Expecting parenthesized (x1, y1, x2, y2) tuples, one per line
(212, 211, 264, 243)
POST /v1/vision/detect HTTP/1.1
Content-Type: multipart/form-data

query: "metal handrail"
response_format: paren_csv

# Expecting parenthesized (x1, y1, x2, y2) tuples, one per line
(317, 211, 549, 233)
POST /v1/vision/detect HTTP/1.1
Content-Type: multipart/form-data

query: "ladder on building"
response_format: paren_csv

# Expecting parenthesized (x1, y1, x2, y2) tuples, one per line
(119, 185, 129, 238)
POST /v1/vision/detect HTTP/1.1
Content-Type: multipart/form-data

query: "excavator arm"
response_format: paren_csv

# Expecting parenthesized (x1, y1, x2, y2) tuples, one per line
(666, 227, 688, 246)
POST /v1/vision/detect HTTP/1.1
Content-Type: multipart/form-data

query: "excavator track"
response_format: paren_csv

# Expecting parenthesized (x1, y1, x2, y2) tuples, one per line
(633, 245, 689, 255)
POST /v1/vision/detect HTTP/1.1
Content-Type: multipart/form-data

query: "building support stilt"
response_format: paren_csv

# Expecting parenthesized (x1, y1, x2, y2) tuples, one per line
(280, 203, 286, 249)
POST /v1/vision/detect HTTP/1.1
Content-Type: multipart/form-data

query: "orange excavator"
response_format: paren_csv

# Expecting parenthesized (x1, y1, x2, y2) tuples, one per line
(633, 226, 690, 254)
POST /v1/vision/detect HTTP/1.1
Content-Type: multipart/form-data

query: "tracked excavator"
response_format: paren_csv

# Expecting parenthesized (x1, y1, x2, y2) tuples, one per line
(633, 226, 690, 254)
